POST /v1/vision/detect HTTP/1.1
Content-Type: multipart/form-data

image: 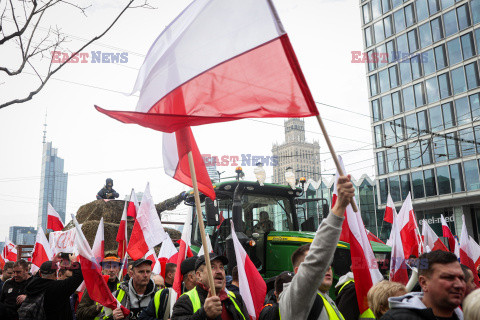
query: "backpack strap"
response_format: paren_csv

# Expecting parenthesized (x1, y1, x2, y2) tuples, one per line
(306, 293, 324, 320)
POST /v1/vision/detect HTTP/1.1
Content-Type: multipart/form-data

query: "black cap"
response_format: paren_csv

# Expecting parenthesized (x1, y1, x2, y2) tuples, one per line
(132, 259, 152, 269)
(181, 256, 197, 276)
(275, 271, 294, 294)
(40, 261, 58, 275)
(195, 253, 228, 271)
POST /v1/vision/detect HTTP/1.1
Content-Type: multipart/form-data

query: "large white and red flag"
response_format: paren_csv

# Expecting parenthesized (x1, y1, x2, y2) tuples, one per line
(335, 157, 383, 314)
(384, 194, 397, 224)
(469, 236, 480, 268)
(3, 239, 17, 262)
(389, 212, 409, 285)
(116, 202, 128, 259)
(72, 215, 130, 317)
(145, 248, 161, 275)
(92, 217, 105, 264)
(397, 193, 421, 258)
(421, 221, 448, 252)
(172, 208, 194, 297)
(127, 183, 168, 260)
(441, 214, 456, 253)
(96, 0, 318, 133)
(30, 227, 54, 274)
(127, 189, 139, 219)
(231, 221, 266, 319)
(158, 235, 178, 279)
(47, 203, 64, 231)
(460, 215, 480, 286)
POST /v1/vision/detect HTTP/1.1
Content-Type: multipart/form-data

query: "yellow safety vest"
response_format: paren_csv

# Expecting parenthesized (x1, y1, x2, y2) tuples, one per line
(279, 292, 345, 320)
(337, 280, 375, 320)
(183, 287, 246, 320)
(95, 283, 125, 320)
(153, 288, 167, 319)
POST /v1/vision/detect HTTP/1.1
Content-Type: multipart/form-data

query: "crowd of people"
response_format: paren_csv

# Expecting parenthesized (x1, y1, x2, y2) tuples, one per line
(0, 176, 479, 320)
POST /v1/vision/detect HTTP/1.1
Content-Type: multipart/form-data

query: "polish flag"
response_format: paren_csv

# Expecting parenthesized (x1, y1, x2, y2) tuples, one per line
(441, 214, 456, 253)
(163, 127, 215, 200)
(127, 183, 168, 260)
(366, 230, 385, 244)
(47, 203, 64, 231)
(127, 189, 139, 219)
(389, 213, 409, 285)
(217, 211, 225, 230)
(384, 194, 397, 224)
(331, 177, 349, 242)
(116, 202, 128, 259)
(0, 254, 5, 269)
(335, 157, 383, 314)
(3, 239, 17, 262)
(92, 218, 105, 264)
(30, 227, 54, 274)
(158, 235, 177, 279)
(469, 236, 480, 268)
(96, 0, 318, 133)
(198, 233, 213, 256)
(231, 221, 266, 319)
(421, 220, 448, 252)
(172, 208, 194, 297)
(146, 249, 161, 275)
(460, 215, 480, 286)
(72, 216, 130, 317)
(397, 193, 421, 258)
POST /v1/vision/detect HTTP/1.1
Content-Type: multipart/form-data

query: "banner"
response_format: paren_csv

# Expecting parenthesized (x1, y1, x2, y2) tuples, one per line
(49, 228, 78, 254)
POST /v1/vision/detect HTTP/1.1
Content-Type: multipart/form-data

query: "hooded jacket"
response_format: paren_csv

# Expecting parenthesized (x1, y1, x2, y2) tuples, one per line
(334, 272, 359, 320)
(23, 265, 83, 320)
(380, 292, 463, 320)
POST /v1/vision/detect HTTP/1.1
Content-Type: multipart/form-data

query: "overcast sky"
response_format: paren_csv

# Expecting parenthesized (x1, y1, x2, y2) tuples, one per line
(0, 0, 373, 240)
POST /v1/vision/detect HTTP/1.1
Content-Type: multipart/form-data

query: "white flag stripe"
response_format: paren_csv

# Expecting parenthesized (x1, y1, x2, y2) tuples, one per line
(136, 183, 168, 248)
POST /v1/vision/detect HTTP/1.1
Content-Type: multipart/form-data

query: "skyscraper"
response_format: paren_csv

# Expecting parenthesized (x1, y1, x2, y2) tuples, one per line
(37, 120, 68, 231)
(362, 0, 480, 238)
(9, 226, 36, 246)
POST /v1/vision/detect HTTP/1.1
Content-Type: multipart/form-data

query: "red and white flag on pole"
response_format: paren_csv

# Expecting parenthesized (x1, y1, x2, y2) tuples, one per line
(421, 220, 448, 252)
(335, 157, 383, 314)
(31, 227, 54, 274)
(172, 208, 194, 297)
(366, 230, 385, 244)
(96, 0, 318, 133)
(116, 202, 128, 259)
(384, 194, 397, 224)
(389, 213, 409, 285)
(231, 221, 266, 319)
(127, 183, 168, 260)
(92, 217, 105, 264)
(127, 189, 139, 219)
(460, 215, 480, 286)
(158, 235, 177, 279)
(3, 239, 17, 262)
(163, 127, 215, 200)
(72, 215, 130, 317)
(145, 249, 161, 275)
(397, 193, 421, 258)
(47, 203, 64, 231)
(441, 214, 456, 253)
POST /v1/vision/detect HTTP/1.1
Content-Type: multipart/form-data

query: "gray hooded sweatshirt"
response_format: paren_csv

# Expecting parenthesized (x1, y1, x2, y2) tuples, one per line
(278, 213, 344, 320)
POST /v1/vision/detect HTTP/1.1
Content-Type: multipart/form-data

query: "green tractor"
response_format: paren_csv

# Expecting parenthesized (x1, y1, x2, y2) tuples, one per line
(183, 177, 391, 292)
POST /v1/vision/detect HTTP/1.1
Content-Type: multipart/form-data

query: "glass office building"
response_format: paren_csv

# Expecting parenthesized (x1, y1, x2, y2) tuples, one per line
(362, 0, 480, 240)
(37, 142, 68, 231)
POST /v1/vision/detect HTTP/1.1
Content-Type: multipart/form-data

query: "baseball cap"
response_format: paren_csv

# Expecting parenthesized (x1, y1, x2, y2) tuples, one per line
(40, 261, 58, 275)
(181, 256, 197, 276)
(132, 259, 153, 268)
(195, 253, 228, 271)
(100, 256, 121, 265)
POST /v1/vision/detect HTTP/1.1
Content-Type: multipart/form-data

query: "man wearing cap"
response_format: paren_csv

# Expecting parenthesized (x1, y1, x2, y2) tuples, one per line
(171, 253, 249, 320)
(77, 254, 122, 320)
(20, 253, 83, 320)
(101, 258, 158, 320)
(181, 256, 197, 293)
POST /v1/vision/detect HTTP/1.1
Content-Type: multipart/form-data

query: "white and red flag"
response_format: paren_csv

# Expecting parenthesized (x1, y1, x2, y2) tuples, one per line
(441, 214, 456, 253)
(47, 203, 64, 231)
(335, 157, 383, 314)
(163, 127, 215, 200)
(397, 193, 421, 258)
(421, 220, 448, 252)
(116, 201, 128, 259)
(96, 0, 318, 133)
(127, 183, 168, 260)
(460, 215, 480, 286)
(158, 235, 178, 279)
(2, 239, 17, 262)
(469, 236, 480, 268)
(366, 230, 385, 244)
(198, 233, 213, 256)
(127, 189, 139, 219)
(231, 221, 266, 319)
(72, 215, 130, 317)
(389, 213, 409, 285)
(145, 248, 161, 275)
(30, 227, 54, 274)
(172, 208, 194, 297)
(92, 217, 105, 264)
(384, 194, 397, 224)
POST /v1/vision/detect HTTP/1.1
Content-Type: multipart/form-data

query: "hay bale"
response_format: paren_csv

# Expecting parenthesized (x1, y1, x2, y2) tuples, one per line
(76, 200, 125, 224)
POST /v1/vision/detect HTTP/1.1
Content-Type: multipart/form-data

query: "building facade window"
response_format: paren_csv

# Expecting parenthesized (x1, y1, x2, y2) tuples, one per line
(436, 165, 451, 195)
(419, 22, 432, 48)
(429, 104, 443, 132)
(451, 66, 467, 95)
(450, 163, 465, 192)
(382, 95, 393, 119)
(457, 4, 471, 31)
(426, 77, 440, 103)
(447, 37, 462, 66)
(434, 45, 447, 70)
(455, 96, 471, 125)
(424, 169, 437, 196)
(443, 9, 458, 37)
(400, 173, 411, 198)
(412, 171, 425, 198)
(389, 176, 401, 201)
(431, 17, 443, 42)
(394, 9, 406, 33)
(465, 160, 480, 191)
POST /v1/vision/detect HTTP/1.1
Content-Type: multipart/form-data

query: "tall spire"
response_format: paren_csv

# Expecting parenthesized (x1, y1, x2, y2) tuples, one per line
(42, 110, 47, 144)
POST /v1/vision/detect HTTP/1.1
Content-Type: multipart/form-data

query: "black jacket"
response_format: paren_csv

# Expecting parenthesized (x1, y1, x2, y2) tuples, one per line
(171, 285, 249, 320)
(380, 307, 459, 320)
(96, 187, 119, 200)
(258, 302, 280, 320)
(0, 277, 32, 319)
(24, 264, 83, 320)
(335, 281, 359, 320)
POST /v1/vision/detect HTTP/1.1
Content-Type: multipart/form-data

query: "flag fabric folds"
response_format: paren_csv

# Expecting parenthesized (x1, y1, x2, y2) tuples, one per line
(145, 249, 161, 274)
(158, 235, 178, 279)
(116, 202, 128, 259)
(469, 236, 480, 268)
(230, 221, 266, 319)
(31, 227, 54, 273)
(163, 127, 215, 200)
(366, 230, 385, 244)
(459, 215, 480, 286)
(397, 193, 421, 258)
(92, 217, 105, 263)
(383, 194, 396, 224)
(127, 189, 139, 218)
(47, 203, 64, 231)
(95, 0, 318, 133)
(441, 214, 456, 253)
(389, 212, 409, 285)
(3, 239, 17, 262)
(172, 208, 193, 297)
(127, 183, 168, 260)
(421, 220, 448, 252)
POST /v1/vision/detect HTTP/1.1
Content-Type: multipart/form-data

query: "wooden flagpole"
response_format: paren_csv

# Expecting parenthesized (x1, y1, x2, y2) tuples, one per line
(315, 114, 359, 212)
(187, 151, 216, 295)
